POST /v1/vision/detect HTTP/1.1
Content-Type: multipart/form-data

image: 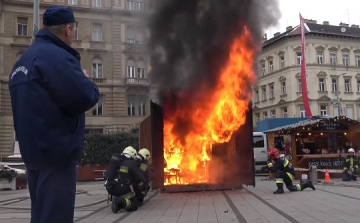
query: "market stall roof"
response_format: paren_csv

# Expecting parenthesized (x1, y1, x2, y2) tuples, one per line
(263, 116, 360, 134)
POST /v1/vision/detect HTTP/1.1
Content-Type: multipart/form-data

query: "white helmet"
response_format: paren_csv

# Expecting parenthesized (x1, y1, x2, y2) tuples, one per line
(138, 148, 151, 160)
(348, 148, 355, 153)
(122, 146, 137, 159)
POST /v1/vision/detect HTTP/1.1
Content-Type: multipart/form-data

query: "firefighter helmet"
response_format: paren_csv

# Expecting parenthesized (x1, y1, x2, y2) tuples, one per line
(268, 148, 280, 160)
(122, 146, 137, 159)
(348, 148, 355, 154)
(138, 148, 151, 160)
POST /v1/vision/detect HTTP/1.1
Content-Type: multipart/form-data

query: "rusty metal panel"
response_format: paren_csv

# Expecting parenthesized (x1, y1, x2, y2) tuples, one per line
(150, 101, 164, 189)
(139, 115, 151, 152)
(234, 102, 255, 186)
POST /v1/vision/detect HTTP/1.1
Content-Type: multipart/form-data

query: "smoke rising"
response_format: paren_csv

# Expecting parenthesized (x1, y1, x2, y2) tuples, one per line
(147, 0, 280, 141)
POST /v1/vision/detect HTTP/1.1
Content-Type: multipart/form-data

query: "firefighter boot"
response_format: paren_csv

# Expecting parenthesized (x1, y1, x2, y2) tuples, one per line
(111, 196, 120, 213)
(273, 184, 284, 194)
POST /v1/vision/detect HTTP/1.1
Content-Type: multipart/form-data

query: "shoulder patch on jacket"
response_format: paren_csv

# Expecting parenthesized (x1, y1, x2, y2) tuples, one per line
(9, 59, 35, 87)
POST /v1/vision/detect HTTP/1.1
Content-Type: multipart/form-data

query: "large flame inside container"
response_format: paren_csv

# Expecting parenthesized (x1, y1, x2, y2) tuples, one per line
(163, 27, 257, 185)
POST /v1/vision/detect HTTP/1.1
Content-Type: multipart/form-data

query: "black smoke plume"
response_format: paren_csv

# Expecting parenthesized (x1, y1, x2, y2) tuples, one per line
(147, 0, 280, 140)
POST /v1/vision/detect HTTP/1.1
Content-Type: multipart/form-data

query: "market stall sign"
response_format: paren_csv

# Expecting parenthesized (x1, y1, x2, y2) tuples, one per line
(311, 122, 348, 131)
(307, 158, 343, 169)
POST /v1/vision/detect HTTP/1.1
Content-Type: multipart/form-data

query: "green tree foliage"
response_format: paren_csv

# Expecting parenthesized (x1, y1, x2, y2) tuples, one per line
(81, 132, 139, 166)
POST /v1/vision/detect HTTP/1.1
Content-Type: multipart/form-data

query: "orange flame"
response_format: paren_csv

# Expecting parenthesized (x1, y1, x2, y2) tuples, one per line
(164, 27, 257, 185)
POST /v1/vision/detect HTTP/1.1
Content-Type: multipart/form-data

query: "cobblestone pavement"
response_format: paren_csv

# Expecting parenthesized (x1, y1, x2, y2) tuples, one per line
(1, 177, 360, 223)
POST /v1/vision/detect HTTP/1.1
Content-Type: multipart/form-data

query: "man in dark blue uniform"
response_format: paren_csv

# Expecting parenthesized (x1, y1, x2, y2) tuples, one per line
(8, 6, 99, 223)
(267, 148, 315, 194)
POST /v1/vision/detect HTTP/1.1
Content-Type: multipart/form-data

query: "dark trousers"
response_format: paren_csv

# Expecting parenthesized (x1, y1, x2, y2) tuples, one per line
(133, 185, 148, 205)
(275, 170, 301, 192)
(342, 168, 359, 181)
(27, 165, 76, 223)
(106, 182, 138, 211)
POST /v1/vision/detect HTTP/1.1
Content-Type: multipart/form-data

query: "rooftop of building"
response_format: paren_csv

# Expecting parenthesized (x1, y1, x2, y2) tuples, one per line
(263, 20, 360, 49)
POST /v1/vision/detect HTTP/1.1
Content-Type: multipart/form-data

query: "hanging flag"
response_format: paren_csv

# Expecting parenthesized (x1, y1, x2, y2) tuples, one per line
(299, 13, 313, 117)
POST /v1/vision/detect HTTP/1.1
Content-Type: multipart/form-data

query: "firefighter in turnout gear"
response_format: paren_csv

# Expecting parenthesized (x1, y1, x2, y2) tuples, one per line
(133, 148, 152, 205)
(267, 148, 315, 194)
(104, 146, 147, 213)
(342, 148, 359, 181)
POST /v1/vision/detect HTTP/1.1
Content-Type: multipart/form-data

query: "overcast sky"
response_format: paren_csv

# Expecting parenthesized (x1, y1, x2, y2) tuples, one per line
(265, 0, 360, 38)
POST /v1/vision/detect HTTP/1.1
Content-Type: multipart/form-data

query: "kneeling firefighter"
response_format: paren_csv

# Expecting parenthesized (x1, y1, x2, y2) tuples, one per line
(104, 146, 146, 213)
(267, 148, 315, 194)
(133, 148, 152, 205)
(342, 148, 359, 181)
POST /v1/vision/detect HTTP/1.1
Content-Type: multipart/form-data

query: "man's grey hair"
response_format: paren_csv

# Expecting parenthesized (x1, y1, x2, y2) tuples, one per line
(43, 23, 75, 35)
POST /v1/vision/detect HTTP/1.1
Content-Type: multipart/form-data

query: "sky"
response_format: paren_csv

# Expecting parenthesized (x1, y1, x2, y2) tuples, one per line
(265, 0, 360, 38)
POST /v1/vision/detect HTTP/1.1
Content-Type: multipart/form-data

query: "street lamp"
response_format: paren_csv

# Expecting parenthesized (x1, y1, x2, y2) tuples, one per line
(328, 73, 346, 116)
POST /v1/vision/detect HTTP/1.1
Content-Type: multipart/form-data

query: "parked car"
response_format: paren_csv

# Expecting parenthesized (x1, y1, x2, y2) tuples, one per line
(1, 165, 26, 174)
(253, 132, 268, 172)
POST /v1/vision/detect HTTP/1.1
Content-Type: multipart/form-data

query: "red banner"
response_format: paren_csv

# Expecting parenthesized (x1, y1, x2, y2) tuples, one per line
(299, 13, 313, 117)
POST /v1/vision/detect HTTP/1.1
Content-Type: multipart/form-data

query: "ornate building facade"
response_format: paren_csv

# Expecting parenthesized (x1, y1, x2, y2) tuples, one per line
(253, 20, 360, 128)
(0, 0, 156, 156)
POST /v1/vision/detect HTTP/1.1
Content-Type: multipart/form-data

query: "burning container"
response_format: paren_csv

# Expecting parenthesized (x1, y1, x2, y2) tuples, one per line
(140, 101, 255, 192)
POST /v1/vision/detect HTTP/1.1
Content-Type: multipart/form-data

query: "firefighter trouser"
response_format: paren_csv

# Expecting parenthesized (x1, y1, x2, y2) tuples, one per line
(275, 170, 302, 192)
(133, 184, 149, 205)
(106, 182, 139, 211)
(27, 165, 76, 223)
(342, 168, 359, 181)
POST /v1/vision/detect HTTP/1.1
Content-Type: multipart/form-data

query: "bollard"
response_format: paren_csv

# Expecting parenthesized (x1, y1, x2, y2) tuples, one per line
(309, 165, 318, 184)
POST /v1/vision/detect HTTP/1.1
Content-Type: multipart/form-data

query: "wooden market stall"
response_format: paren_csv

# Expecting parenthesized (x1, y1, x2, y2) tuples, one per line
(264, 116, 360, 179)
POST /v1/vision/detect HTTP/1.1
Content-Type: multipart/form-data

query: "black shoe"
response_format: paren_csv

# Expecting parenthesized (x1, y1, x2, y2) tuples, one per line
(306, 181, 315, 190)
(273, 188, 284, 194)
(111, 197, 119, 213)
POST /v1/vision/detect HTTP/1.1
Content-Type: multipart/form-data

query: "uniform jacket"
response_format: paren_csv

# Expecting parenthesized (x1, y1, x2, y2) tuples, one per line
(268, 156, 295, 176)
(135, 159, 152, 183)
(342, 155, 359, 172)
(9, 29, 99, 170)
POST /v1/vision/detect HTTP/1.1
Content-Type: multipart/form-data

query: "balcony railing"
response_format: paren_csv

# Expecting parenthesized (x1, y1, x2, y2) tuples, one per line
(126, 78, 148, 85)
(90, 78, 106, 84)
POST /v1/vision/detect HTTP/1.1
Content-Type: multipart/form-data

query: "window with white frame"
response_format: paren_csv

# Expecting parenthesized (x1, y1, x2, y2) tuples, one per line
(127, 59, 135, 81)
(280, 55, 285, 69)
(92, 24, 102, 41)
(262, 87, 266, 100)
(74, 22, 78, 40)
(317, 51, 323, 64)
(346, 106, 353, 119)
(92, 96, 103, 116)
(283, 107, 287, 118)
(136, 28, 144, 43)
(334, 106, 339, 116)
(261, 63, 265, 76)
(269, 60, 273, 73)
(128, 0, 135, 10)
(269, 85, 274, 98)
(92, 58, 103, 78)
(127, 95, 136, 116)
(138, 95, 147, 116)
(299, 105, 305, 118)
(320, 105, 327, 116)
(127, 26, 135, 43)
(319, 78, 325, 91)
(17, 17, 28, 36)
(138, 60, 146, 78)
(356, 55, 360, 67)
(330, 52, 337, 65)
(332, 78, 337, 91)
(92, 0, 101, 7)
(255, 90, 259, 102)
(281, 82, 286, 95)
(263, 111, 268, 120)
(68, 0, 78, 5)
(271, 110, 276, 118)
(298, 79, 302, 92)
(343, 53, 349, 66)
(137, 0, 144, 11)
(255, 113, 260, 122)
(344, 79, 351, 92)
(357, 80, 360, 92)
(296, 52, 302, 65)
